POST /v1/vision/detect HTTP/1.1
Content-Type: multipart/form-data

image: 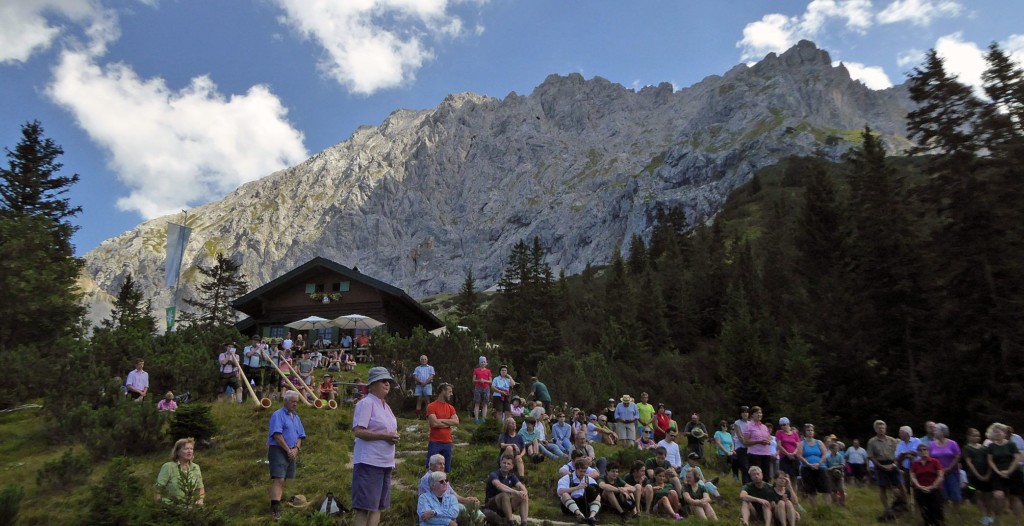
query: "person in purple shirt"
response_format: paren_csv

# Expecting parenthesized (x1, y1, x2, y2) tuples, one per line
(267, 390, 305, 520)
(352, 367, 400, 526)
(928, 423, 962, 508)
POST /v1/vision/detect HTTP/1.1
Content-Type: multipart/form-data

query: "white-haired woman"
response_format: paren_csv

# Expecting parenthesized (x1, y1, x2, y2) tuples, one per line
(417, 471, 461, 526)
(156, 437, 204, 506)
(927, 423, 961, 509)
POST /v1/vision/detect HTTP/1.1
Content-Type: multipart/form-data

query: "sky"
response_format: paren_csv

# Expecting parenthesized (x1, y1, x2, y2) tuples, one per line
(1, 0, 1021, 255)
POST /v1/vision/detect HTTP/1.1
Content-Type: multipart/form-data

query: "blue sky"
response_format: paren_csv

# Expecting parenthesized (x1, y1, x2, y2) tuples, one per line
(1, 0, 1021, 255)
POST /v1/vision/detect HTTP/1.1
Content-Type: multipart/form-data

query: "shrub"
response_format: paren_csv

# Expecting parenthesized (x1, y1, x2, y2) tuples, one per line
(36, 449, 92, 490)
(0, 485, 24, 526)
(469, 417, 502, 445)
(168, 403, 218, 447)
(87, 457, 145, 526)
(75, 399, 167, 459)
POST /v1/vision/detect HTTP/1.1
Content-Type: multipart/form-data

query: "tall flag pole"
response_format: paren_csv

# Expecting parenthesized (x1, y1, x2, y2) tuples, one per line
(165, 211, 192, 332)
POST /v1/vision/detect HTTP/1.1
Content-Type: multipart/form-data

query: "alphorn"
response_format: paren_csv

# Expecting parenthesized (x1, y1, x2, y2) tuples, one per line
(261, 350, 315, 407)
(292, 366, 337, 409)
(232, 354, 272, 409)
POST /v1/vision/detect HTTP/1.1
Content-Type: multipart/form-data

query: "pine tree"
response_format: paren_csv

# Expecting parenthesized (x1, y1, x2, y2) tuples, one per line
(101, 273, 157, 334)
(454, 270, 480, 319)
(180, 253, 248, 329)
(0, 120, 81, 223)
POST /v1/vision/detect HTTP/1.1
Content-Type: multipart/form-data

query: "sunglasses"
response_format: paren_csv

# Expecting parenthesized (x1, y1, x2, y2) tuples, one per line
(439, 479, 449, 484)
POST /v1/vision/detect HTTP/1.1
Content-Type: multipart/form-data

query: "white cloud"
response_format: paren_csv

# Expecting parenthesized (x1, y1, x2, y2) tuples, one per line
(0, 0, 118, 63)
(737, 0, 872, 61)
(934, 32, 987, 93)
(273, 0, 480, 95)
(1005, 34, 1024, 63)
(897, 49, 926, 68)
(835, 60, 894, 89)
(877, 0, 962, 26)
(47, 51, 308, 219)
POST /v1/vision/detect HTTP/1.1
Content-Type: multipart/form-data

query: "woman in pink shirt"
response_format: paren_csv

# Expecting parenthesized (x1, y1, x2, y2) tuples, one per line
(352, 367, 400, 526)
(775, 417, 801, 480)
(472, 356, 492, 424)
(743, 406, 773, 479)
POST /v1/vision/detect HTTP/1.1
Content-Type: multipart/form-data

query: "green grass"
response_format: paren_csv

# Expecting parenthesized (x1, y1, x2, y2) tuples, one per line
(1, 397, 988, 525)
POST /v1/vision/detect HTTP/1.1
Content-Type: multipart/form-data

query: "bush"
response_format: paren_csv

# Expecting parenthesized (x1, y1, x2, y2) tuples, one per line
(87, 457, 145, 526)
(0, 485, 24, 526)
(469, 417, 502, 445)
(36, 449, 92, 490)
(168, 404, 218, 447)
(74, 399, 167, 459)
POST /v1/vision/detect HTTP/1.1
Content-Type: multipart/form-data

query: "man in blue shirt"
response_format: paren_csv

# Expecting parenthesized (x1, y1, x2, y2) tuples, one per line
(267, 390, 306, 520)
(614, 395, 640, 447)
(414, 354, 436, 418)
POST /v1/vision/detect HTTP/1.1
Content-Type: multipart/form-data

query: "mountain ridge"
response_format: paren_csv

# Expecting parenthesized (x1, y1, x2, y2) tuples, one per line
(80, 40, 915, 326)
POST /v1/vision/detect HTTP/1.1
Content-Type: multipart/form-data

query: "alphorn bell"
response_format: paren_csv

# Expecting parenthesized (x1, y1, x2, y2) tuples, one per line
(261, 350, 315, 407)
(232, 354, 272, 409)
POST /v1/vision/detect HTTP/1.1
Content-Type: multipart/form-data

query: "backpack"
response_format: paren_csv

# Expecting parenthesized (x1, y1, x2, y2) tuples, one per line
(316, 493, 348, 516)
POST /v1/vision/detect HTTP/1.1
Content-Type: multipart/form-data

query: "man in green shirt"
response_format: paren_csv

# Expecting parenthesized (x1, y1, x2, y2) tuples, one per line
(636, 392, 655, 435)
(740, 466, 781, 526)
(529, 377, 551, 413)
(598, 461, 638, 517)
(645, 447, 682, 495)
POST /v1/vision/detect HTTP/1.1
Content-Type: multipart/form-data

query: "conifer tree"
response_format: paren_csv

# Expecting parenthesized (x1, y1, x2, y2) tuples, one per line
(180, 253, 248, 329)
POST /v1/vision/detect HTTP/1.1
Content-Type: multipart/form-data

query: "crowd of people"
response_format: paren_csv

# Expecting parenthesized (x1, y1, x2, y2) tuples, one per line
(144, 349, 1024, 526)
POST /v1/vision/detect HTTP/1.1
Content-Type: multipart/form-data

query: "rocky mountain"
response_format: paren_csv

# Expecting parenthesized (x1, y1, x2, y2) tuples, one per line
(80, 40, 915, 324)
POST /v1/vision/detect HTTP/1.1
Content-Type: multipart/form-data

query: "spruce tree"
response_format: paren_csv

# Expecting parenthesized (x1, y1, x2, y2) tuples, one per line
(180, 253, 248, 329)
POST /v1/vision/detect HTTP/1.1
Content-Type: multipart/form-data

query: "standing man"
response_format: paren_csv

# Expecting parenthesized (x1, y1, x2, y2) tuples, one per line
(217, 343, 242, 403)
(282, 332, 294, 352)
(472, 357, 492, 424)
(243, 336, 265, 399)
(413, 355, 435, 418)
(684, 413, 709, 459)
(614, 395, 640, 448)
(867, 419, 903, 512)
(426, 383, 458, 472)
(636, 392, 655, 436)
(268, 390, 305, 520)
(125, 358, 149, 401)
(529, 376, 552, 414)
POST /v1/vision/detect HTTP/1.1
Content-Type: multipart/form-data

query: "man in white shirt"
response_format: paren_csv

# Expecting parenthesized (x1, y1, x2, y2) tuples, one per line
(557, 458, 601, 524)
(125, 358, 149, 401)
(658, 430, 684, 472)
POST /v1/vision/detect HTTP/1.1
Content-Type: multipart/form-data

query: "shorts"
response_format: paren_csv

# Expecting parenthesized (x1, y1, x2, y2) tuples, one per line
(416, 384, 433, 397)
(800, 466, 829, 494)
(616, 423, 637, 442)
(473, 387, 490, 404)
(492, 396, 508, 412)
(427, 441, 453, 472)
(875, 464, 901, 488)
(351, 463, 393, 511)
(991, 471, 1024, 496)
(268, 445, 296, 479)
(220, 372, 240, 391)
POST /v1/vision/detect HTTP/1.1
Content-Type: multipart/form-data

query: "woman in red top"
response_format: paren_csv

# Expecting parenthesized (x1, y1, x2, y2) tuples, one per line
(909, 443, 945, 526)
(472, 357, 492, 424)
(653, 404, 671, 442)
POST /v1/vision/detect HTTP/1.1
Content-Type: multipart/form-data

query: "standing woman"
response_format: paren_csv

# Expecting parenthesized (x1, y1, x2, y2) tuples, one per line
(964, 427, 993, 524)
(910, 443, 945, 526)
(987, 422, 1024, 520)
(491, 365, 513, 424)
(352, 367, 401, 526)
(156, 437, 204, 506)
(795, 423, 828, 506)
(714, 420, 738, 480)
(743, 406, 772, 480)
(775, 417, 801, 480)
(734, 406, 751, 483)
(653, 404, 671, 442)
(928, 423, 962, 510)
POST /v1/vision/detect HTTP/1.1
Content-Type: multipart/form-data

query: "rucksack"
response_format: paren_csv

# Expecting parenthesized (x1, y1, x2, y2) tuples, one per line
(316, 493, 348, 516)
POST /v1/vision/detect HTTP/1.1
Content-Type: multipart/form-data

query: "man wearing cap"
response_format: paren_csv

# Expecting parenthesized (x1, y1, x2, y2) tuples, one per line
(426, 383, 458, 472)
(268, 390, 305, 520)
(472, 357, 492, 424)
(614, 395, 640, 447)
(353, 367, 401, 526)
(413, 355, 435, 418)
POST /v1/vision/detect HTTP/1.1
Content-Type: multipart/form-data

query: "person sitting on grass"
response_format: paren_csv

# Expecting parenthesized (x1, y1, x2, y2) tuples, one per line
(650, 467, 685, 520)
(486, 455, 529, 526)
(592, 415, 618, 446)
(558, 457, 602, 524)
(740, 466, 781, 526)
(319, 374, 337, 403)
(598, 461, 639, 518)
(419, 454, 481, 513)
(679, 452, 721, 500)
(418, 471, 461, 526)
(519, 415, 565, 461)
(158, 391, 178, 412)
(623, 460, 654, 514)
(499, 417, 527, 478)
(681, 468, 718, 521)
(551, 413, 575, 453)
(561, 450, 601, 478)
(646, 446, 683, 496)
(572, 431, 608, 476)
(771, 472, 800, 526)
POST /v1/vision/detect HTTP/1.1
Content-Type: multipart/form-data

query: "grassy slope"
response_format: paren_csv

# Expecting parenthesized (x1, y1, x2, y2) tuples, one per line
(3, 383, 984, 525)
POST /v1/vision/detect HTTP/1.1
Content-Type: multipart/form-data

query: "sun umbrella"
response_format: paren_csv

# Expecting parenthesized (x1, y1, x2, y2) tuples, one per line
(331, 314, 384, 330)
(284, 315, 334, 330)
